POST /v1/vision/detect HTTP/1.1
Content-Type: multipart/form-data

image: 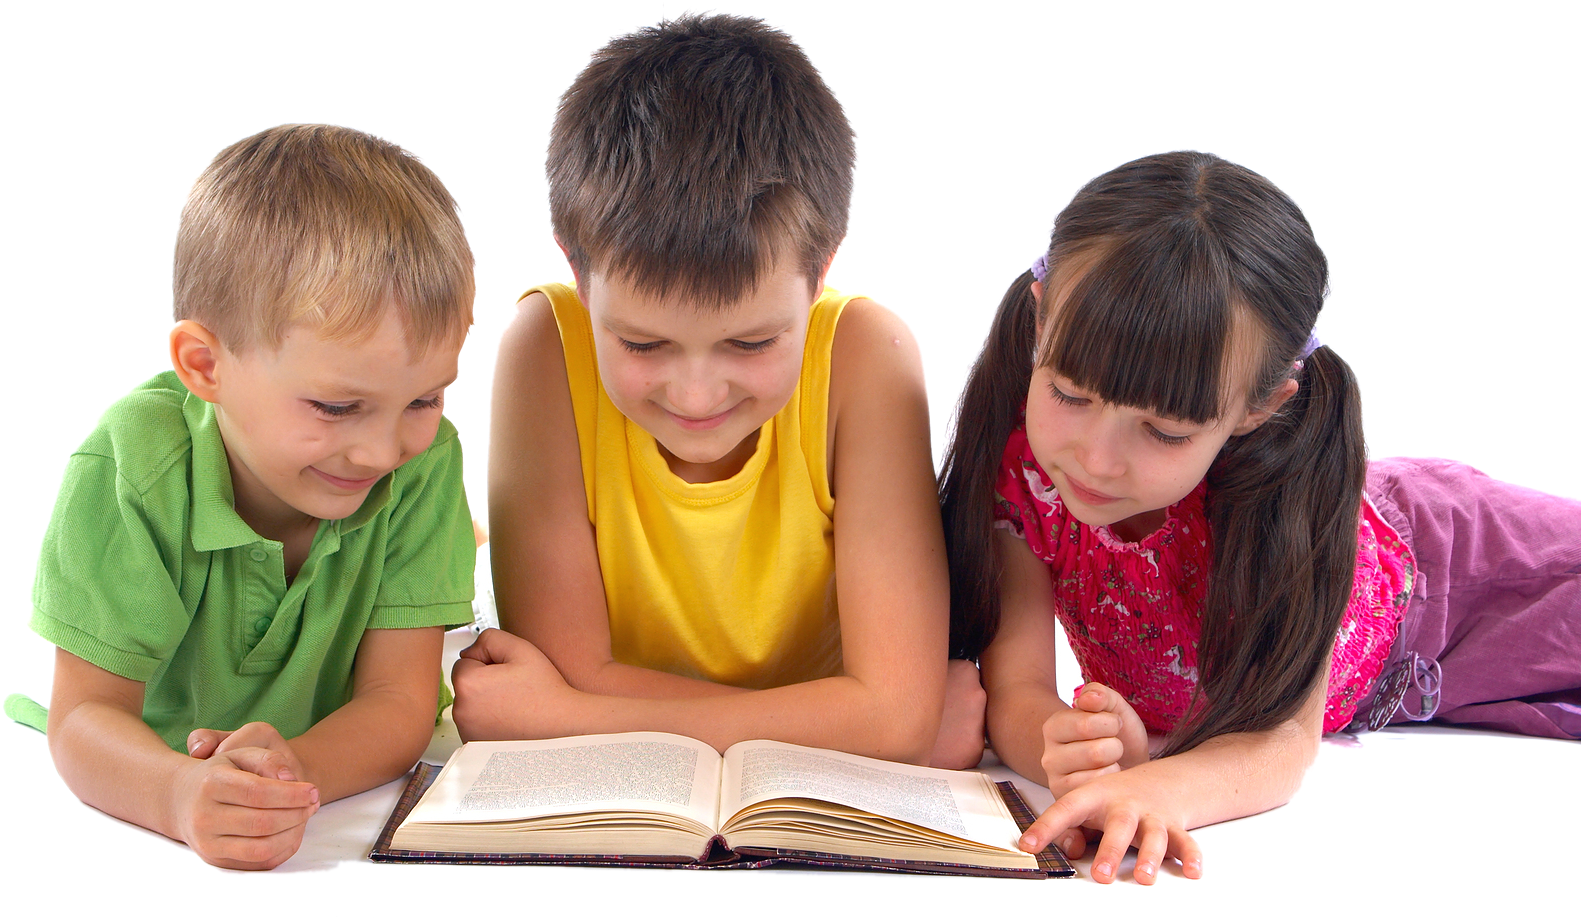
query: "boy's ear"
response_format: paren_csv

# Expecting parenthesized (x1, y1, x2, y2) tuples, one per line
(169, 320, 224, 403)
(1234, 377, 1300, 435)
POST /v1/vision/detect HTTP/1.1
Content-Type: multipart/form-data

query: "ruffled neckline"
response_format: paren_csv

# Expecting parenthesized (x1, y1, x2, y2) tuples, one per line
(1087, 481, 1206, 554)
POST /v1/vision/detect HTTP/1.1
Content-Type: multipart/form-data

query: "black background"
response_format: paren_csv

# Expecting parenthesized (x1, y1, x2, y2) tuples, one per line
(12, 1, 1568, 910)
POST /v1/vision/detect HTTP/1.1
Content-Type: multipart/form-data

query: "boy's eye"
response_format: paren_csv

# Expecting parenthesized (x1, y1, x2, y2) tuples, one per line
(408, 394, 444, 412)
(310, 400, 359, 418)
(618, 338, 663, 354)
(730, 335, 780, 354)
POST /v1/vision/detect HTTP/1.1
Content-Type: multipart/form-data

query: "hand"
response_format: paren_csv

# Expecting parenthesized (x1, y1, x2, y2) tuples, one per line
(451, 628, 577, 741)
(1039, 681, 1150, 797)
(1019, 765, 1203, 885)
(172, 723, 320, 870)
(929, 659, 987, 769)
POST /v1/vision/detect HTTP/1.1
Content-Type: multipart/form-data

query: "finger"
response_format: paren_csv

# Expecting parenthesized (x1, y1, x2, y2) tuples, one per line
(194, 815, 311, 872)
(207, 755, 320, 807)
(1044, 707, 1122, 744)
(1018, 796, 1090, 854)
(1043, 736, 1124, 781)
(1167, 825, 1204, 879)
(1131, 816, 1168, 885)
(1074, 682, 1129, 718)
(213, 722, 288, 758)
(186, 728, 231, 759)
(456, 629, 494, 664)
(1046, 762, 1122, 796)
(1089, 812, 1138, 884)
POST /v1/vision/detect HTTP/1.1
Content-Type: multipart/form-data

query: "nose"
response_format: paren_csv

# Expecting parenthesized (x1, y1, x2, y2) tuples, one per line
(1070, 412, 1127, 481)
(666, 361, 729, 419)
(345, 418, 406, 475)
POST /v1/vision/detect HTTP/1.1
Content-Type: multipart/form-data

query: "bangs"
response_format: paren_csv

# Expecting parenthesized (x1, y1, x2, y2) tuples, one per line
(1040, 231, 1237, 425)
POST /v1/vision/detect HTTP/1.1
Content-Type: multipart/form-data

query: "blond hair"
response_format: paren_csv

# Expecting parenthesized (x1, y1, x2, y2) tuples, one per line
(174, 124, 474, 354)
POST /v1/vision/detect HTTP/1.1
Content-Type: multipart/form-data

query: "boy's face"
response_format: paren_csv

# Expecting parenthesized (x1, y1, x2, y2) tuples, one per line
(582, 261, 816, 482)
(207, 309, 460, 531)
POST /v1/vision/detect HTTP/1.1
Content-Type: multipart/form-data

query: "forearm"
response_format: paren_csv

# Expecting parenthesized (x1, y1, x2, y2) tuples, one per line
(477, 673, 941, 764)
(985, 680, 1067, 785)
(283, 626, 447, 802)
(48, 699, 193, 841)
(289, 682, 436, 803)
(1150, 718, 1321, 829)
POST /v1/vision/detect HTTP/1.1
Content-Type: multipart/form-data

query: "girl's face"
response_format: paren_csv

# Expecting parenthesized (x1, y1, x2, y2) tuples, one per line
(1023, 278, 1291, 542)
(582, 260, 815, 483)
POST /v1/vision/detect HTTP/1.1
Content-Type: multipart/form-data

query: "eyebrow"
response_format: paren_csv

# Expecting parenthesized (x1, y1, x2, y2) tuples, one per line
(309, 373, 458, 400)
(602, 315, 796, 339)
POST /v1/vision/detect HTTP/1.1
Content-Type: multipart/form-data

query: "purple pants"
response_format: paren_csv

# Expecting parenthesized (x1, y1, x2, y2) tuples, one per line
(1362, 458, 1581, 739)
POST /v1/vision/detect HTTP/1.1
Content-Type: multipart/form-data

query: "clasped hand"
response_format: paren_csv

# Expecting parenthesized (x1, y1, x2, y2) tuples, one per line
(176, 721, 319, 870)
(451, 628, 576, 741)
(1022, 683, 1202, 885)
(1039, 681, 1149, 795)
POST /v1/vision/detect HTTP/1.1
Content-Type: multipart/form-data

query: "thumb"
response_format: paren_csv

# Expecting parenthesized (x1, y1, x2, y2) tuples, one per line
(186, 728, 231, 759)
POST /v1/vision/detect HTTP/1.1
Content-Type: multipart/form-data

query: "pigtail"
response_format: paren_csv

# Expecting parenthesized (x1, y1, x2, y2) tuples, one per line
(939, 271, 1040, 659)
(1162, 344, 1366, 756)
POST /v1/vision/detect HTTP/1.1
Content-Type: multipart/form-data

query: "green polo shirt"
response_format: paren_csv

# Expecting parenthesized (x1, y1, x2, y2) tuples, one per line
(31, 372, 474, 750)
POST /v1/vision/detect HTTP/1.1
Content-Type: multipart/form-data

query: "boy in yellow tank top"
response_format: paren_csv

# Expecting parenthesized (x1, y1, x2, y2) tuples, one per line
(452, 14, 984, 767)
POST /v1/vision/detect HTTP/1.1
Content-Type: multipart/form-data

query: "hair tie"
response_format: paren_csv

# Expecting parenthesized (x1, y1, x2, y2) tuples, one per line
(1299, 332, 1322, 359)
(1030, 253, 1050, 283)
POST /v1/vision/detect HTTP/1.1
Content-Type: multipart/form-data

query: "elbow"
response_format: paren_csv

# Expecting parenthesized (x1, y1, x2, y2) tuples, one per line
(1266, 715, 1324, 806)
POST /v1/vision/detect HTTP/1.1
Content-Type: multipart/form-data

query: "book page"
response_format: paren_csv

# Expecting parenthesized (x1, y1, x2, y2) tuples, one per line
(718, 740, 1023, 852)
(404, 732, 723, 831)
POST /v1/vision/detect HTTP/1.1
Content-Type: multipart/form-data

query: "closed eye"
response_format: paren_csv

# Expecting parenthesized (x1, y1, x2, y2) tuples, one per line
(617, 337, 663, 354)
(309, 400, 359, 418)
(1047, 381, 1089, 408)
(408, 394, 444, 412)
(730, 335, 780, 354)
(1144, 424, 1192, 446)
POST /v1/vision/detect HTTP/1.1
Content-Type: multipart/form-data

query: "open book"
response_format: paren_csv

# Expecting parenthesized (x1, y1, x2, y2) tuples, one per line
(370, 732, 1071, 878)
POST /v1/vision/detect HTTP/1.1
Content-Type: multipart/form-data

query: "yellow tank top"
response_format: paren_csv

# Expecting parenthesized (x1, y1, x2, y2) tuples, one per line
(535, 283, 851, 689)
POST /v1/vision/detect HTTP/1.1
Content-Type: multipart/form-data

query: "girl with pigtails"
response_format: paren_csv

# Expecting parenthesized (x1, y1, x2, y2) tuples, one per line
(940, 151, 1581, 884)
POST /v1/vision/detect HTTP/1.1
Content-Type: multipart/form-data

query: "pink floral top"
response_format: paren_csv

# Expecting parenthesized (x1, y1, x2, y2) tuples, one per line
(993, 422, 1416, 733)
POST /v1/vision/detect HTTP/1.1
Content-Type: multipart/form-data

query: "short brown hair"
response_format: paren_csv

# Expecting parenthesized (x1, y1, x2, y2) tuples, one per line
(548, 14, 854, 308)
(174, 124, 474, 354)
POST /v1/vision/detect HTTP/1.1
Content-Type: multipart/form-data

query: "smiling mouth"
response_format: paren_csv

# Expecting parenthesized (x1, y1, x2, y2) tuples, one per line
(665, 406, 734, 431)
(1061, 472, 1121, 506)
(311, 468, 382, 491)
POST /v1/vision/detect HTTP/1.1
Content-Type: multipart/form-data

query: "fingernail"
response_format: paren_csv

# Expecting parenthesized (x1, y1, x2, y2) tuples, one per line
(188, 739, 205, 755)
(310, 787, 320, 805)
(1095, 861, 1112, 880)
(278, 769, 297, 782)
(1138, 863, 1155, 877)
(1019, 834, 1036, 850)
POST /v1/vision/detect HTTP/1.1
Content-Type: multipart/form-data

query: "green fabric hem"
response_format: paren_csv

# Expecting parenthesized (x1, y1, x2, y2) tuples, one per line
(367, 601, 474, 631)
(30, 611, 161, 682)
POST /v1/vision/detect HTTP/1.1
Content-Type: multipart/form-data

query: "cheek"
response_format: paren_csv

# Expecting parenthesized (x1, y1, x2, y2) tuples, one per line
(746, 348, 804, 401)
(1022, 398, 1068, 463)
(597, 353, 662, 407)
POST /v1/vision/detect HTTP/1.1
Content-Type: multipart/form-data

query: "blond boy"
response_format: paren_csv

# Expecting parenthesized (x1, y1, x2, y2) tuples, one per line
(32, 125, 476, 869)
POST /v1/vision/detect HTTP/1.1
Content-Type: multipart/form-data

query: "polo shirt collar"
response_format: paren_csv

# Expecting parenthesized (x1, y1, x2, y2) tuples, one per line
(182, 393, 393, 553)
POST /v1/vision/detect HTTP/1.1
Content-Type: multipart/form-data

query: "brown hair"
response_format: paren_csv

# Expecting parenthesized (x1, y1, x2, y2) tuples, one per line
(941, 151, 1366, 755)
(174, 124, 474, 354)
(547, 14, 854, 308)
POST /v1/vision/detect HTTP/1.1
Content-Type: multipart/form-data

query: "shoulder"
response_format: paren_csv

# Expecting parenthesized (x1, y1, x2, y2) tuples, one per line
(72, 371, 196, 498)
(827, 297, 925, 417)
(498, 287, 576, 393)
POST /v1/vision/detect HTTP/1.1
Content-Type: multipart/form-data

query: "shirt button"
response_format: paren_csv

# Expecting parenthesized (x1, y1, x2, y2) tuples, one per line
(250, 548, 268, 562)
(253, 616, 273, 634)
